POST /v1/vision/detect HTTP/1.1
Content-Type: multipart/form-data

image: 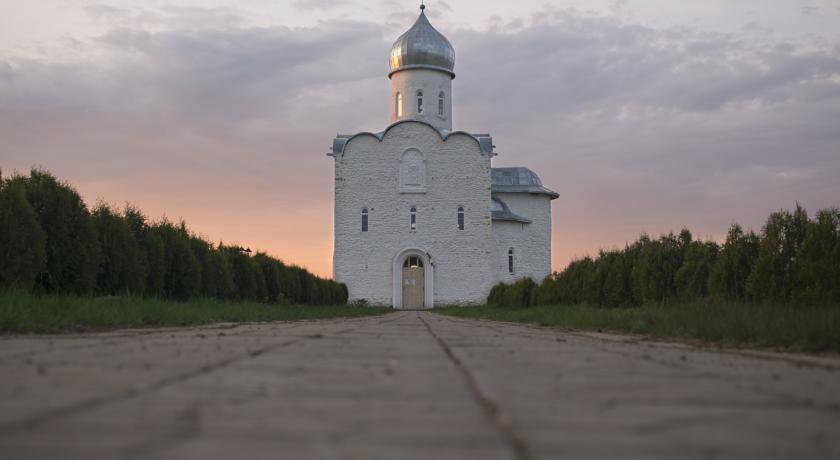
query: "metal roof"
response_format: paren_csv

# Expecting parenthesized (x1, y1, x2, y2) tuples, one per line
(491, 167, 559, 199)
(491, 196, 532, 223)
(388, 8, 455, 79)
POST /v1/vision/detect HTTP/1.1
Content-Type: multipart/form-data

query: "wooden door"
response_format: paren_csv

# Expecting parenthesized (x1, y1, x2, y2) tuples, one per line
(402, 266, 424, 309)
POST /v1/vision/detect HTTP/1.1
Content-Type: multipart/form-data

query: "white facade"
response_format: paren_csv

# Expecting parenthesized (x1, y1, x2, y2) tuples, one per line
(492, 193, 553, 283)
(330, 7, 558, 308)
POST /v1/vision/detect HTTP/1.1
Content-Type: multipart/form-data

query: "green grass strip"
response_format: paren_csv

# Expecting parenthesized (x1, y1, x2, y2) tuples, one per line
(435, 302, 840, 353)
(0, 292, 392, 334)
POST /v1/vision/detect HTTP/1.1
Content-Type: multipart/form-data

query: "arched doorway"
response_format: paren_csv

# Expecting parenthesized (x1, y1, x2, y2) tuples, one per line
(392, 249, 434, 309)
(402, 256, 424, 309)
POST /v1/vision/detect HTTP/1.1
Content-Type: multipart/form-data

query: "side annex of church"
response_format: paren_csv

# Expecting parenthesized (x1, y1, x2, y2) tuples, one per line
(330, 5, 558, 308)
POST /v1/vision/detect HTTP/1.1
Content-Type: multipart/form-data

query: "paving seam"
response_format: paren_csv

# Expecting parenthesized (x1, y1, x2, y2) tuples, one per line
(0, 315, 393, 437)
(0, 323, 309, 361)
(417, 313, 533, 460)
(433, 313, 840, 372)
(434, 314, 840, 416)
(0, 313, 395, 361)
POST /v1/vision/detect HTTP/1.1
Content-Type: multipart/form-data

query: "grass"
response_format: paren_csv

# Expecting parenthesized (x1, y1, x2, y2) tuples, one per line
(0, 291, 392, 334)
(435, 302, 840, 353)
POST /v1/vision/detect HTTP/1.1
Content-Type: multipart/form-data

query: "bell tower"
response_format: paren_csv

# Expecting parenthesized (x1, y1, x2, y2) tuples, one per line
(388, 4, 455, 130)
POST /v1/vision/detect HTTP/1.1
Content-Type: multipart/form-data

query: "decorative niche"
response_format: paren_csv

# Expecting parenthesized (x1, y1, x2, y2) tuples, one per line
(399, 148, 426, 193)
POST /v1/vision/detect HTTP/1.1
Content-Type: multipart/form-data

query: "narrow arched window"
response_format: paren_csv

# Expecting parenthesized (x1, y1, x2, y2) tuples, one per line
(410, 206, 417, 230)
(508, 248, 514, 274)
(416, 90, 423, 114)
(395, 92, 402, 117)
(457, 206, 464, 230)
(438, 91, 445, 116)
(361, 208, 368, 232)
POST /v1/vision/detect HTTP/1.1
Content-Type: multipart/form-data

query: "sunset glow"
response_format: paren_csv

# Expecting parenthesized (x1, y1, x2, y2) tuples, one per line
(2, 0, 839, 278)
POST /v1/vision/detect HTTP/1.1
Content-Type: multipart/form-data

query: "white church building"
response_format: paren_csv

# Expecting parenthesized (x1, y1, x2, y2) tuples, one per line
(330, 5, 558, 308)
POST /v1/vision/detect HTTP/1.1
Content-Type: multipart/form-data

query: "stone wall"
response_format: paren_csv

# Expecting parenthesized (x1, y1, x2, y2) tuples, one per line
(334, 121, 494, 306)
(491, 193, 553, 285)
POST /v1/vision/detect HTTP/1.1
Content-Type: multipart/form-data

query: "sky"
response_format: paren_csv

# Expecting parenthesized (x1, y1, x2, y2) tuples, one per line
(1, 0, 839, 277)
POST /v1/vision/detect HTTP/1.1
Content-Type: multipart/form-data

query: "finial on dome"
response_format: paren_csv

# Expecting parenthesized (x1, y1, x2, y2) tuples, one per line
(388, 1, 455, 79)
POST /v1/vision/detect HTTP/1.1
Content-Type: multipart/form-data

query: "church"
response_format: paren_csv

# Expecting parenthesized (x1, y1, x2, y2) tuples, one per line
(330, 5, 558, 308)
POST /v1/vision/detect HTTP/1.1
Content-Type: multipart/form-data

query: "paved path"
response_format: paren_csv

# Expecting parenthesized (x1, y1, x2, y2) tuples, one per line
(1, 311, 839, 459)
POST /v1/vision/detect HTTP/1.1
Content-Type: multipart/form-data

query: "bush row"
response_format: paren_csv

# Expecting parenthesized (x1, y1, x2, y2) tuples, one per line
(489, 204, 840, 308)
(0, 169, 347, 305)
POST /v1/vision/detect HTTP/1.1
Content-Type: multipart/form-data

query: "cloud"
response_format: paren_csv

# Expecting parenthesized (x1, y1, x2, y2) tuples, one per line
(1, 6, 839, 273)
(83, 4, 247, 30)
(800, 6, 820, 16)
(450, 7, 840, 255)
(293, 0, 351, 11)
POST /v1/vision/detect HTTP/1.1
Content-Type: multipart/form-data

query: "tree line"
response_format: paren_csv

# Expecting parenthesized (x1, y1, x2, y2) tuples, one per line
(0, 169, 348, 305)
(489, 204, 840, 308)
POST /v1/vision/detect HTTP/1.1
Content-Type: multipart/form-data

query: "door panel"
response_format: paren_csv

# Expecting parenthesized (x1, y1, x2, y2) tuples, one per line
(402, 266, 425, 309)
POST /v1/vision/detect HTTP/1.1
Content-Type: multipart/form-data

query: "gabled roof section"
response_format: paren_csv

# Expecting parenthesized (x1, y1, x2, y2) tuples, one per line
(491, 196, 531, 224)
(491, 167, 559, 199)
(329, 119, 494, 157)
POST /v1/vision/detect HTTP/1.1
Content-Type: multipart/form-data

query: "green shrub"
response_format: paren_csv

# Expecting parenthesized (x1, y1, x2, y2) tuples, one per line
(487, 282, 508, 307)
(0, 169, 346, 306)
(708, 224, 760, 302)
(92, 203, 145, 295)
(521, 204, 836, 309)
(17, 169, 102, 294)
(0, 177, 47, 290)
(746, 205, 809, 303)
(793, 208, 840, 305)
(487, 277, 537, 308)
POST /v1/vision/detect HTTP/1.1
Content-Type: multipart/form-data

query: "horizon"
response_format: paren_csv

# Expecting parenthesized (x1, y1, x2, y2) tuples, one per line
(2, 0, 839, 278)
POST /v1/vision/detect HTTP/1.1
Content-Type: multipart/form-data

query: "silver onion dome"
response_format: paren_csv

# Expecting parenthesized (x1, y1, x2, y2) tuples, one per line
(388, 6, 455, 79)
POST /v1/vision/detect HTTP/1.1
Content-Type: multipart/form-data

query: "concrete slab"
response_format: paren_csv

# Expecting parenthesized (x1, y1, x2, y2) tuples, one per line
(0, 311, 838, 459)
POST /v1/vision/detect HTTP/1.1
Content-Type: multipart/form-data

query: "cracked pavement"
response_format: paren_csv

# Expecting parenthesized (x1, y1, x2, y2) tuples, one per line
(1, 311, 839, 459)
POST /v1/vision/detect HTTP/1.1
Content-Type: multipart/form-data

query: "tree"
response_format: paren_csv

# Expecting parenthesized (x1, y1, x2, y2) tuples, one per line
(151, 221, 200, 301)
(278, 263, 302, 303)
(92, 203, 145, 295)
(224, 245, 259, 301)
(0, 169, 348, 304)
(254, 253, 283, 303)
(190, 236, 216, 298)
(746, 205, 809, 303)
(203, 243, 237, 300)
(595, 247, 638, 307)
(533, 256, 598, 306)
(633, 232, 685, 304)
(250, 256, 267, 302)
(708, 224, 760, 301)
(124, 205, 166, 297)
(0, 177, 47, 290)
(793, 208, 840, 305)
(20, 169, 101, 294)
(675, 241, 718, 301)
